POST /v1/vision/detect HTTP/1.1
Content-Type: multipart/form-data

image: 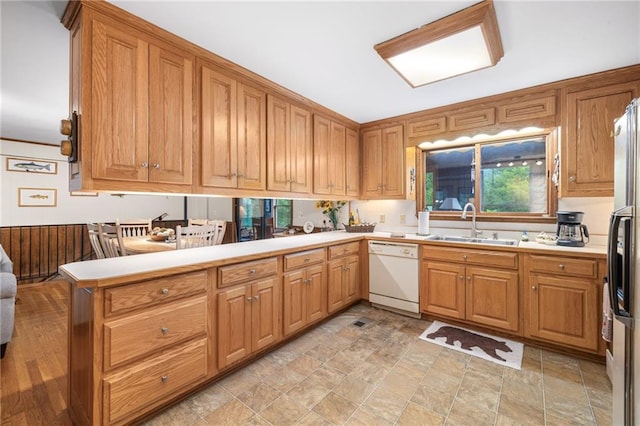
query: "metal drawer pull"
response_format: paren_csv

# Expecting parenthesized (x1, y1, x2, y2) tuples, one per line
(249, 268, 257, 274)
(161, 375, 168, 383)
(254, 295, 260, 301)
(467, 276, 471, 281)
(161, 288, 169, 295)
(304, 257, 310, 262)
(161, 327, 169, 335)
(247, 297, 253, 302)
(558, 264, 565, 269)
(153, 163, 160, 169)
(532, 286, 537, 291)
(459, 275, 464, 279)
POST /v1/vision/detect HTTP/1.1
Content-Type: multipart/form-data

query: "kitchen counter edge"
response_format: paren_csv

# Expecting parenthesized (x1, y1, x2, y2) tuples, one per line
(59, 231, 606, 288)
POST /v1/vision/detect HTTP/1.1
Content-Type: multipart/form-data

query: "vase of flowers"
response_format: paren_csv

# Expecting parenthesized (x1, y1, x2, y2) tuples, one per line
(316, 200, 346, 230)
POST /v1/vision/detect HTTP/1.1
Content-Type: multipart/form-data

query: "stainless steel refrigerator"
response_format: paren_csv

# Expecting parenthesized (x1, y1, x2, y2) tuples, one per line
(609, 97, 640, 426)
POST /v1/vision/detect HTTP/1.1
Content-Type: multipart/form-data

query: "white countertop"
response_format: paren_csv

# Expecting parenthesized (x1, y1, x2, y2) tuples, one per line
(59, 230, 606, 287)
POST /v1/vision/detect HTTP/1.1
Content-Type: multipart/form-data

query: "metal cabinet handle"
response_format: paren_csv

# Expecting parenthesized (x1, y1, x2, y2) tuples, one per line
(237, 173, 244, 178)
(532, 286, 537, 291)
(459, 275, 464, 279)
(141, 162, 148, 168)
(161, 375, 168, 383)
(153, 163, 160, 169)
(254, 295, 260, 301)
(569, 176, 576, 182)
(249, 268, 256, 274)
(161, 327, 169, 335)
(467, 276, 471, 281)
(304, 257, 310, 262)
(161, 288, 169, 295)
(463, 255, 468, 260)
(558, 264, 565, 270)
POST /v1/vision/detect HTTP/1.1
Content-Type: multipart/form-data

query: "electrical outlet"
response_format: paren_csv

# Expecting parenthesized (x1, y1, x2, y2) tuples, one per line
(400, 214, 406, 224)
(379, 214, 385, 223)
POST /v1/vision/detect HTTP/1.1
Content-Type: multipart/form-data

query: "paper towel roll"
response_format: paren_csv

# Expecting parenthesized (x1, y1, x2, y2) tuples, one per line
(418, 211, 430, 235)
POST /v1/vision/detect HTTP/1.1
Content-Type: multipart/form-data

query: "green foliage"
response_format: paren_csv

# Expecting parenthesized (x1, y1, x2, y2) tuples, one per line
(482, 166, 530, 212)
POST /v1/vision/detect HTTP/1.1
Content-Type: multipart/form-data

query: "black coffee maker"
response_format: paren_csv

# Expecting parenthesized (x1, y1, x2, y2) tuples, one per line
(556, 211, 590, 247)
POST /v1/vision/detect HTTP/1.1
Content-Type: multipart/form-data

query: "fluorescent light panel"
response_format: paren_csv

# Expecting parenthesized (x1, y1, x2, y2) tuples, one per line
(375, 0, 503, 87)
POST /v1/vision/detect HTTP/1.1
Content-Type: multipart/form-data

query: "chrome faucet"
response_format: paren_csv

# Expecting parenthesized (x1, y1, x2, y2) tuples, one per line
(461, 203, 481, 238)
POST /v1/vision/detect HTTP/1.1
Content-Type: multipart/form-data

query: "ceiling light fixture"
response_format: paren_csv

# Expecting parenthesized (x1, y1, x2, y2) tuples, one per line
(374, 0, 503, 88)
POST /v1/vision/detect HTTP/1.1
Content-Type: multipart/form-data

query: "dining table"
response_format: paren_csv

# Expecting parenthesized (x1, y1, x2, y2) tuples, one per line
(122, 236, 177, 255)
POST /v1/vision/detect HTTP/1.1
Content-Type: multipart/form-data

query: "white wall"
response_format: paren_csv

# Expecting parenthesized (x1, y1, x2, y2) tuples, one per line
(0, 140, 184, 226)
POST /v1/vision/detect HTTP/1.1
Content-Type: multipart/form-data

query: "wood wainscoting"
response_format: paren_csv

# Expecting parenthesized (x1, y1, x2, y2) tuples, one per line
(0, 220, 236, 285)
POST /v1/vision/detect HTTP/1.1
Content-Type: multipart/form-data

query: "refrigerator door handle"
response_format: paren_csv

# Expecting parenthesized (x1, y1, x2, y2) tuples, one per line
(608, 207, 633, 326)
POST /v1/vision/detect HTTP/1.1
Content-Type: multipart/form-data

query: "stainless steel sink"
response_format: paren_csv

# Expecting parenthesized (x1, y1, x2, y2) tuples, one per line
(424, 235, 519, 246)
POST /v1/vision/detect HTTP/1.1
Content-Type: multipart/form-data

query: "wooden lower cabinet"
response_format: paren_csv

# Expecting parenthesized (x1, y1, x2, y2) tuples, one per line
(421, 247, 519, 332)
(283, 263, 327, 336)
(67, 270, 212, 426)
(327, 254, 360, 314)
(217, 276, 281, 370)
(524, 254, 601, 352)
(103, 338, 207, 425)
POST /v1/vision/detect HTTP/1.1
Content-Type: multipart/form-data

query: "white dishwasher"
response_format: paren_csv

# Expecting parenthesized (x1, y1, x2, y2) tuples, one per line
(368, 240, 420, 318)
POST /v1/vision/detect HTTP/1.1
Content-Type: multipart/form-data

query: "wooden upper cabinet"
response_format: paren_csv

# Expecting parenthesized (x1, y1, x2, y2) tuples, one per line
(345, 128, 360, 197)
(237, 83, 267, 190)
(562, 81, 639, 197)
(91, 17, 192, 185)
(330, 121, 346, 195)
(313, 115, 349, 196)
(148, 44, 193, 185)
(201, 65, 237, 188)
(267, 95, 312, 194)
(361, 124, 404, 199)
(200, 63, 266, 191)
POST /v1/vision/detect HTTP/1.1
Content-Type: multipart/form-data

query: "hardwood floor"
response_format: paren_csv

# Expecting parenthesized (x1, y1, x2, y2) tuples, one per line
(0, 281, 72, 425)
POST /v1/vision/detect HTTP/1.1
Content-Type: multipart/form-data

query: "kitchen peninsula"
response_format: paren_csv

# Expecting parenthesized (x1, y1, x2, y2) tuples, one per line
(60, 231, 606, 425)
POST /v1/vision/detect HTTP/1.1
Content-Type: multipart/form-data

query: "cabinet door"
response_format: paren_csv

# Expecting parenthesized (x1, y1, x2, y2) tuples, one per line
(381, 125, 404, 198)
(237, 83, 266, 190)
(217, 285, 251, 369)
(201, 65, 237, 188)
(306, 264, 327, 324)
(361, 129, 382, 198)
(290, 105, 312, 194)
(251, 277, 280, 351)
(91, 18, 148, 182)
(267, 95, 290, 192)
(327, 259, 345, 314)
(283, 270, 305, 337)
(420, 261, 465, 319)
(345, 127, 360, 197)
(313, 115, 332, 195)
(148, 44, 193, 185)
(466, 267, 518, 332)
(525, 274, 599, 351)
(564, 81, 639, 196)
(329, 121, 346, 195)
(344, 255, 360, 303)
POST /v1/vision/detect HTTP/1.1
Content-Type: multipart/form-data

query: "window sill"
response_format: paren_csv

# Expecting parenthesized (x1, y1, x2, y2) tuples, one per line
(426, 213, 557, 224)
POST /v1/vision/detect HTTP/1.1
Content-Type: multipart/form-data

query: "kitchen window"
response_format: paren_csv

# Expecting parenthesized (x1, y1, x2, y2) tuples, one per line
(419, 131, 557, 221)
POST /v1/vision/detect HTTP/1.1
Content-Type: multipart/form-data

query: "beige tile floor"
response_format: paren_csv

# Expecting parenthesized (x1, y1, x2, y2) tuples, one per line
(145, 304, 612, 425)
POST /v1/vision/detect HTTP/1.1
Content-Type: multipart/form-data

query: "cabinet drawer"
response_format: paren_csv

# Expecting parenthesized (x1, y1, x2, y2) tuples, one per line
(528, 255, 597, 278)
(328, 242, 360, 259)
(407, 116, 446, 138)
(104, 295, 207, 370)
(449, 107, 496, 131)
(218, 257, 278, 288)
(284, 249, 325, 271)
(104, 270, 207, 316)
(423, 246, 518, 269)
(103, 338, 207, 425)
(498, 94, 556, 124)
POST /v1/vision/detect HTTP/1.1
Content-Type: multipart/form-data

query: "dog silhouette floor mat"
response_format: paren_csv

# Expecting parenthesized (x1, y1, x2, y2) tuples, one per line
(419, 321, 523, 370)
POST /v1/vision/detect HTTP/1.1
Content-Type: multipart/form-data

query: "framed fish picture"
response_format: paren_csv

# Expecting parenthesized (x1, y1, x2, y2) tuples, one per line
(6, 157, 57, 175)
(18, 188, 57, 207)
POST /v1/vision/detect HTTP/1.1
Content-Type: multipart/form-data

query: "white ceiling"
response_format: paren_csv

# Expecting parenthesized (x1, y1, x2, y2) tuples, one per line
(1, 1, 639, 146)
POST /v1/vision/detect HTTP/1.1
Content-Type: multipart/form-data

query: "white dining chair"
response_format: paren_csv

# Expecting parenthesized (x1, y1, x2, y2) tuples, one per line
(116, 218, 152, 237)
(175, 225, 219, 249)
(187, 219, 226, 245)
(99, 224, 127, 257)
(87, 223, 106, 259)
